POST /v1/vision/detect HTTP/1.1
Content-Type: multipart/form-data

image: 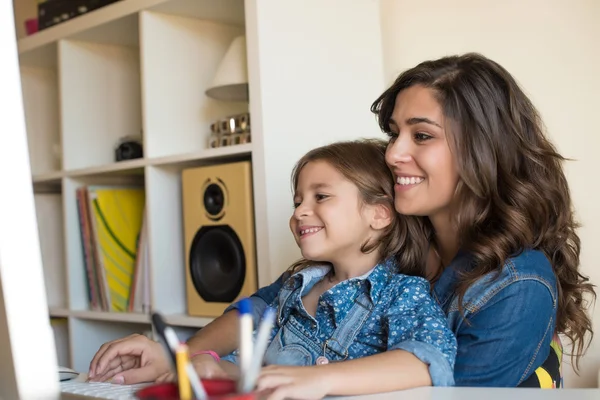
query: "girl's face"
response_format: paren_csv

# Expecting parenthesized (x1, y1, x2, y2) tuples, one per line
(385, 85, 460, 220)
(289, 161, 385, 269)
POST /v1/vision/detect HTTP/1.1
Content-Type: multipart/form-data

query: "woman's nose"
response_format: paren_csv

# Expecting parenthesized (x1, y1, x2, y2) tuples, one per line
(386, 136, 413, 165)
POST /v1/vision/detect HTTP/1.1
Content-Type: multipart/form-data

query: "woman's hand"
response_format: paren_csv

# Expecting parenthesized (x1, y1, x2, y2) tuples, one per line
(88, 334, 169, 384)
(256, 365, 332, 400)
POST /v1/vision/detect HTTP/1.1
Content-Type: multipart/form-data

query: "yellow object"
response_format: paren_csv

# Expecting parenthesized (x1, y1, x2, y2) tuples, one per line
(534, 367, 553, 389)
(176, 344, 192, 400)
(87, 186, 145, 312)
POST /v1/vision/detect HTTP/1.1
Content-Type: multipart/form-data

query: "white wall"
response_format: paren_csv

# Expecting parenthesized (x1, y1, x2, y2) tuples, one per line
(379, 0, 600, 388)
(246, 0, 386, 287)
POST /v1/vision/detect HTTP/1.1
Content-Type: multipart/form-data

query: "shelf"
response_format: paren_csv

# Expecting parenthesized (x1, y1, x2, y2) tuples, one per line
(163, 314, 214, 328)
(31, 144, 252, 182)
(68, 157, 147, 179)
(139, 11, 248, 158)
(17, 0, 245, 56)
(21, 67, 61, 174)
(149, 144, 253, 169)
(71, 310, 150, 324)
(52, 309, 213, 328)
(59, 39, 142, 171)
(49, 307, 71, 318)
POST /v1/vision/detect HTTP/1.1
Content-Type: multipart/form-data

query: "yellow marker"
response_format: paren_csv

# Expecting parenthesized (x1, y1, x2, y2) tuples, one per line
(176, 344, 192, 400)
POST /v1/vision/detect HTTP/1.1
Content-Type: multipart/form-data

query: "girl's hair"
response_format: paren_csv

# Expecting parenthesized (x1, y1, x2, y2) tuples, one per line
(371, 52, 595, 369)
(288, 139, 428, 275)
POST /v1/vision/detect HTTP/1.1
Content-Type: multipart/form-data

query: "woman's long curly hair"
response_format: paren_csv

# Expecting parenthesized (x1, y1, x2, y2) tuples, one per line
(371, 52, 595, 370)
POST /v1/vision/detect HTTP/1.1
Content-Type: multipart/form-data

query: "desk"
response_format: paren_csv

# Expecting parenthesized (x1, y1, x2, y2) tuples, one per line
(335, 387, 600, 400)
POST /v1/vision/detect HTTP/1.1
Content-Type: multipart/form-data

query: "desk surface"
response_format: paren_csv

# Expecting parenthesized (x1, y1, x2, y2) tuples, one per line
(334, 387, 600, 400)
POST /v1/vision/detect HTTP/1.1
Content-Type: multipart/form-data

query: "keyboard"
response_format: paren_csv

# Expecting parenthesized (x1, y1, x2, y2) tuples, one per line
(60, 376, 151, 400)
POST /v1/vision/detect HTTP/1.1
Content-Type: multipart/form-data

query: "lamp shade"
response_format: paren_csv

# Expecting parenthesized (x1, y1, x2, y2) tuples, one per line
(205, 36, 249, 102)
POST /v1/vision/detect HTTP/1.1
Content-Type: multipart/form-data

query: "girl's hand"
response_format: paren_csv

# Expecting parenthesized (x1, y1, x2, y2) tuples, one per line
(191, 354, 230, 379)
(256, 365, 332, 400)
(151, 354, 232, 383)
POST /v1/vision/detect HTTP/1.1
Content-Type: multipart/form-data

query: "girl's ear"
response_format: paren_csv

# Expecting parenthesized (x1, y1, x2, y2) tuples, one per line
(369, 203, 393, 231)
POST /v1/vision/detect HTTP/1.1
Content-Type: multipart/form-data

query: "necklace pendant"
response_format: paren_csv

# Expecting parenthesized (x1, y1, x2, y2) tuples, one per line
(316, 356, 329, 365)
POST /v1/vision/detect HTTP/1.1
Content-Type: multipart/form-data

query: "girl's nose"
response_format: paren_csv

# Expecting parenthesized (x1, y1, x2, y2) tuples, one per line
(293, 202, 312, 219)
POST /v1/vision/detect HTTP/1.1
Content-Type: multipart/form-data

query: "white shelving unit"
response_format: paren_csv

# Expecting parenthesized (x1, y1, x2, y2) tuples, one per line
(17, 0, 386, 373)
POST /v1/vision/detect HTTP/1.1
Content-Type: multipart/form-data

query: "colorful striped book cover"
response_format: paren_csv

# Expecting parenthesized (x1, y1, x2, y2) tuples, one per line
(87, 186, 145, 312)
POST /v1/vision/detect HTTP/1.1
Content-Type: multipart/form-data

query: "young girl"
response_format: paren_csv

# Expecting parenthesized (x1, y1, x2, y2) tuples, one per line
(220, 139, 456, 398)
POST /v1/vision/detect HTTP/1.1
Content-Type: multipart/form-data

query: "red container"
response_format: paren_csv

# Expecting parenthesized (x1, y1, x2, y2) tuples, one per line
(24, 18, 38, 35)
(135, 379, 257, 400)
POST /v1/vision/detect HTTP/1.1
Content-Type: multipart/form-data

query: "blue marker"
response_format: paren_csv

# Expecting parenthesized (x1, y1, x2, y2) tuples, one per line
(237, 298, 253, 393)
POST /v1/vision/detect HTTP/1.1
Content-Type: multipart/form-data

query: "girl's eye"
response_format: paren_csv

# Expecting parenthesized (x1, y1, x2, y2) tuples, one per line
(414, 132, 433, 142)
(316, 194, 328, 201)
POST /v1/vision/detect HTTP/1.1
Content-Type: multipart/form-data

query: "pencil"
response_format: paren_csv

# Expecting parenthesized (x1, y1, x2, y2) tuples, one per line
(176, 344, 192, 400)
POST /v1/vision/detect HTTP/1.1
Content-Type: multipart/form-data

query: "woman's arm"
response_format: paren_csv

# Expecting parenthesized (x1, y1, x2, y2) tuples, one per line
(453, 279, 556, 386)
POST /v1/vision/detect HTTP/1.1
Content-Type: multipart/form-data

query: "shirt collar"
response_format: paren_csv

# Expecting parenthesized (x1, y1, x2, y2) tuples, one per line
(289, 258, 397, 304)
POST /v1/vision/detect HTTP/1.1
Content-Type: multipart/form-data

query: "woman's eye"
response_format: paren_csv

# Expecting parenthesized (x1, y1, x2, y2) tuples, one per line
(293, 201, 301, 208)
(385, 131, 398, 140)
(414, 132, 432, 142)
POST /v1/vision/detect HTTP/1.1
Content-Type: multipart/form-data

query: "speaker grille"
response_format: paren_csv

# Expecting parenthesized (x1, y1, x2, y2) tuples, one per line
(189, 225, 246, 302)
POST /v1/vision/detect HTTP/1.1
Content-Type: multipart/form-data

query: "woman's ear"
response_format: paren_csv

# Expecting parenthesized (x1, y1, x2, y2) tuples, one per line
(369, 203, 393, 231)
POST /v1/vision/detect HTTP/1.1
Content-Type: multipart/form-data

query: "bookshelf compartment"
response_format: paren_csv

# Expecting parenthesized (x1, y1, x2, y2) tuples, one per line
(35, 193, 67, 309)
(63, 176, 146, 313)
(20, 66, 61, 177)
(50, 317, 71, 368)
(139, 11, 248, 159)
(144, 165, 186, 315)
(69, 318, 151, 373)
(59, 38, 142, 171)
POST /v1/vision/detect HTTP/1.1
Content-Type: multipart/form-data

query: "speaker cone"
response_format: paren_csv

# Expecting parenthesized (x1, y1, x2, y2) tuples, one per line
(189, 225, 245, 302)
(203, 183, 225, 217)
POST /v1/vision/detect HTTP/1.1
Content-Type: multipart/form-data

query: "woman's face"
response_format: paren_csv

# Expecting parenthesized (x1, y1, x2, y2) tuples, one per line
(385, 85, 460, 220)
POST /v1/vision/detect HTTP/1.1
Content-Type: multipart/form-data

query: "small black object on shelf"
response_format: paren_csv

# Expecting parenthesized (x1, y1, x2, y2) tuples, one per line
(115, 136, 143, 162)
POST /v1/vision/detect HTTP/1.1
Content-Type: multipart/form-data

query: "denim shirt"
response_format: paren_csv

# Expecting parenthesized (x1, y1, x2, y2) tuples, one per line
(226, 248, 557, 387)
(224, 259, 457, 386)
(433, 249, 557, 386)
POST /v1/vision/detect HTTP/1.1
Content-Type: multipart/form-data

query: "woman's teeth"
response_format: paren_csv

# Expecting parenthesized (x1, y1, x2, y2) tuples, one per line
(397, 176, 424, 185)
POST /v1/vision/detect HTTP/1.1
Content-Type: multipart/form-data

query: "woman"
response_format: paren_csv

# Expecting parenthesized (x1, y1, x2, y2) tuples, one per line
(88, 53, 595, 387)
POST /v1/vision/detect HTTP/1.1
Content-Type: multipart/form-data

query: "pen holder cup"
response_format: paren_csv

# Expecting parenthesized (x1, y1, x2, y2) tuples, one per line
(135, 379, 257, 400)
